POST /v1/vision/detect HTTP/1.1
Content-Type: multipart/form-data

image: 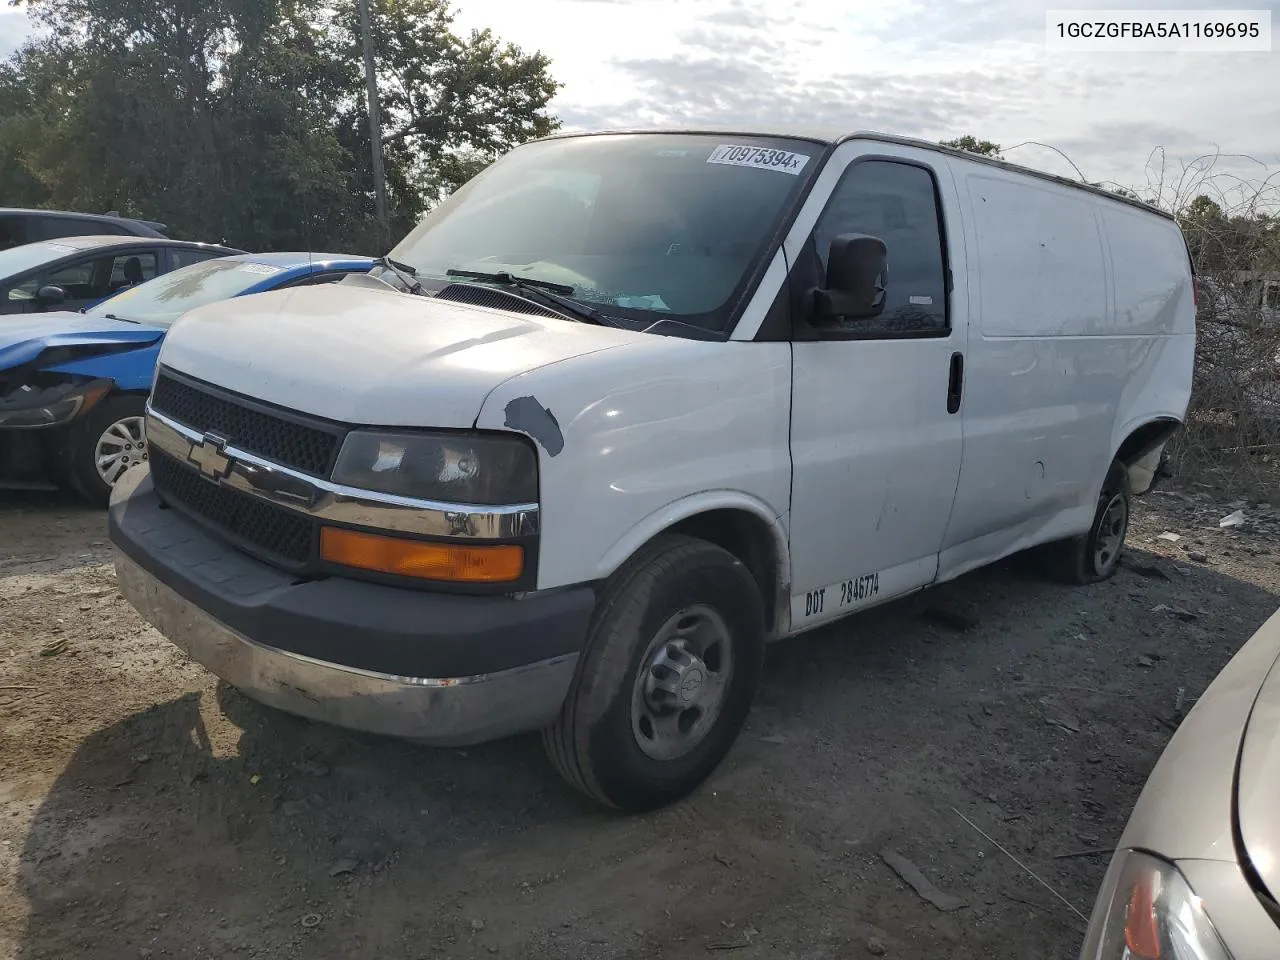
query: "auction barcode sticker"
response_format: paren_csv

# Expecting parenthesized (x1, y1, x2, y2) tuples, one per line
(1046, 9, 1271, 51)
(707, 144, 810, 176)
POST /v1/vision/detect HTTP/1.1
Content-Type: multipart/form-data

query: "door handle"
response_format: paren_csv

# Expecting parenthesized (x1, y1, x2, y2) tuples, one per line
(947, 352, 964, 415)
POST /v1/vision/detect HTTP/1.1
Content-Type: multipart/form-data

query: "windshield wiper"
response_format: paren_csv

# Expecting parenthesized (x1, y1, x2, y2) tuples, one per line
(374, 256, 424, 295)
(102, 313, 140, 324)
(445, 269, 612, 326)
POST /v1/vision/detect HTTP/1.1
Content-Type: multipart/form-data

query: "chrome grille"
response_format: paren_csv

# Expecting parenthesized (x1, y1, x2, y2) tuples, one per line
(150, 371, 342, 477)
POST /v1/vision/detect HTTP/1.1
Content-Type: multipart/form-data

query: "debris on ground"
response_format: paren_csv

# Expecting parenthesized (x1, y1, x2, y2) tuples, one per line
(1052, 848, 1114, 860)
(1129, 563, 1172, 581)
(706, 927, 758, 951)
(1156, 532, 1182, 542)
(300, 913, 322, 929)
(39, 638, 68, 657)
(1220, 510, 1246, 528)
(922, 607, 979, 632)
(880, 850, 966, 912)
(328, 858, 358, 877)
(758, 735, 788, 745)
(1136, 655, 1156, 668)
(1188, 551, 1210, 563)
(1150, 604, 1198, 622)
(867, 936, 888, 956)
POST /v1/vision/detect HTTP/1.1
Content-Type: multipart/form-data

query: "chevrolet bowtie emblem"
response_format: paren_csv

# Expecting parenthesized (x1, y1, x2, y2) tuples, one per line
(188, 432, 233, 481)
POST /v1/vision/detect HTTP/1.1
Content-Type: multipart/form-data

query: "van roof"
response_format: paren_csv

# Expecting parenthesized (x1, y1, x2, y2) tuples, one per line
(538, 127, 1176, 221)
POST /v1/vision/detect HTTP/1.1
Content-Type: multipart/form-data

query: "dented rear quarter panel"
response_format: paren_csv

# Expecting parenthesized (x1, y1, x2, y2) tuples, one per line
(475, 338, 793, 591)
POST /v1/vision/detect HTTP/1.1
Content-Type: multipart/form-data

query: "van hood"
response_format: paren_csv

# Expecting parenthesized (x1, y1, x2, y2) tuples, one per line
(0, 311, 165, 372)
(157, 283, 645, 427)
(1233, 627, 1280, 900)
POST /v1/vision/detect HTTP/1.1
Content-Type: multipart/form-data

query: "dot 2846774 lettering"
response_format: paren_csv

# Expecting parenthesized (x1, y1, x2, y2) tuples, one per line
(804, 572, 881, 618)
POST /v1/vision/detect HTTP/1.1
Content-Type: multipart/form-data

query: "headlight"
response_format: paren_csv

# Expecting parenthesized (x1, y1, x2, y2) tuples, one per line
(1080, 850, 1232, 960)
(0, 379, 112, 429)
(331, 430, 537, 505)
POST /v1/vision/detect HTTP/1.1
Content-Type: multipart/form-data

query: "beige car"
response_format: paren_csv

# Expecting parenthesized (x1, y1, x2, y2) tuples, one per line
(1079, 607, 1280, 959)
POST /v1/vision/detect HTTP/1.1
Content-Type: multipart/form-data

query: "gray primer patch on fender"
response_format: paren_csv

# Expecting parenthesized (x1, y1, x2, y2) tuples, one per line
(503, 396, 564, 456)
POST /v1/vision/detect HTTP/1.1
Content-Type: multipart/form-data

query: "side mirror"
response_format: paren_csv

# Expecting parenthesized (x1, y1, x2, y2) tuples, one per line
(813, 234, 887, 321)
(36, 284, 67, 306)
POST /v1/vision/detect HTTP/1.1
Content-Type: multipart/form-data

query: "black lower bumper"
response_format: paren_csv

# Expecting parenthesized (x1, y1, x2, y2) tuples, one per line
(108, 467, 596, 679)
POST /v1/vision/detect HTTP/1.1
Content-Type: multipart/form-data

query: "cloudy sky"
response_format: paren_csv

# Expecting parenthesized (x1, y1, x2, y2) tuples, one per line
(4, 0, 1276, 200)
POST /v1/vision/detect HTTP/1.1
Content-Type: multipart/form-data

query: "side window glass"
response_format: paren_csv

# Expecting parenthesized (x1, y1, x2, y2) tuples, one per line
(810, 160, 948, 336)
(9, 257, 100, 301)
(28, 217, 100, 241)
(0, 216, 28, 250)
(107, 251, 158, 292)
(170, 249, 221, 270)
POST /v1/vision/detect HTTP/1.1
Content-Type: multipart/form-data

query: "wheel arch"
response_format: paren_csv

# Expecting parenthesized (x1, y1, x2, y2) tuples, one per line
(1112, 415, 1182, 494)
(594, 493, 791, 638)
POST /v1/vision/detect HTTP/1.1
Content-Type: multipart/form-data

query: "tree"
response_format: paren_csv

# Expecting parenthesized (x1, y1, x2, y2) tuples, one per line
(940, 135, 1002, 159)
(326, 0, 560, 244)
(1, 0, 559, 252)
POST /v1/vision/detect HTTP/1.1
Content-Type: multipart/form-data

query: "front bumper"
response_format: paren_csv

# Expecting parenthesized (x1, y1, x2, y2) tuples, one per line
(108, 465, 595, 745)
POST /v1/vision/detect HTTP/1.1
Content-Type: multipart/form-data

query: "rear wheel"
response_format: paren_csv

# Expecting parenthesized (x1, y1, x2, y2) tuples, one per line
(66, 394, 148, 507)
(1042, 459, 1130, 584)
(543, 534, 765, 812)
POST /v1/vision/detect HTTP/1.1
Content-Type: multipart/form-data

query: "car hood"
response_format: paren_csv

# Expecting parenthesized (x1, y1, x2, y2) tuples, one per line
(0, 311, 165, 372)
(156, 283, 647, 428)
(1114, 608, 1280, 864)
(1234, 622, 1280, 899)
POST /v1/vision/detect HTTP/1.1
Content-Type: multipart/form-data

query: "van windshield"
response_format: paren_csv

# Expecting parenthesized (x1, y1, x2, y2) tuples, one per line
(387, 134, 823, 332)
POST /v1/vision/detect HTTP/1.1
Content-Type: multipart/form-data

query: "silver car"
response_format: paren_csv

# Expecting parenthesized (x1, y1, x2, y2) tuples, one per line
(1079, 607, 1280, 960)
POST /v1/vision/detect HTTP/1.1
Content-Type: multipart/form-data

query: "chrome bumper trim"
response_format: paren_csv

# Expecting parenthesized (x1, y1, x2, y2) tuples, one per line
(145, 406, 539, 539)
(114, 549, 576, 745)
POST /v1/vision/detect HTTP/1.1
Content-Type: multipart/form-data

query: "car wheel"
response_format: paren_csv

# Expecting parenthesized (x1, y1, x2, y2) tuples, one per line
(67, 394, 149, 507)
(543, 533, 765, 812)
(1044, 459, 1131, 585)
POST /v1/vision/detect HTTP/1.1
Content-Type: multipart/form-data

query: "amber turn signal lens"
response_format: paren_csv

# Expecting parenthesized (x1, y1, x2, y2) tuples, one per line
(320, 528, 524, 583)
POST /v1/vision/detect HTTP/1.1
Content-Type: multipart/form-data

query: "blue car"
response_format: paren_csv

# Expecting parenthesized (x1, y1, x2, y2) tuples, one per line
(0, 252, 374, 504)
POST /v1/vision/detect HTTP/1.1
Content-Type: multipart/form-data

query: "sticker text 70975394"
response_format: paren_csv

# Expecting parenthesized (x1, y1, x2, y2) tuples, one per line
(706, 144, 810, 176)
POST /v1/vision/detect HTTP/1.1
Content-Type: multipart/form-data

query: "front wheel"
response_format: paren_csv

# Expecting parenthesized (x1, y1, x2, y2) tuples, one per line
(543, 534, 765, 812)
(66, 394, 148, 507)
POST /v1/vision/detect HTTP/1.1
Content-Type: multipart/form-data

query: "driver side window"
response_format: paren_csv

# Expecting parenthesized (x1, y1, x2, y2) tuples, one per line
(811, 160, 949, 337)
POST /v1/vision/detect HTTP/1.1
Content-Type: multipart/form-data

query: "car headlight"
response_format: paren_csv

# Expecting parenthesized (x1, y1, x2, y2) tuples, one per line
(331, 430, 538, 505)
(0, 378, 112, 429)
(1080, 850, 1232, 960)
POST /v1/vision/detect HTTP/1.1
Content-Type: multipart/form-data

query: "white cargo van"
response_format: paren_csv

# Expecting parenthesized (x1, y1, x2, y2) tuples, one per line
(108, 129, 1195, 811)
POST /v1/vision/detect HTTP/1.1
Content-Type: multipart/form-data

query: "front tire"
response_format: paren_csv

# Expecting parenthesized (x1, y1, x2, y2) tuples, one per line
(1043, 459, 1131, 584)
(66, 394, 148, 507)
(543, 534, 766, 812)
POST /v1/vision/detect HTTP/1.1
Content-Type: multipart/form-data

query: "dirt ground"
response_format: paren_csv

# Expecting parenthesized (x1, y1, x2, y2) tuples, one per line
(2, 483, 1279, 960)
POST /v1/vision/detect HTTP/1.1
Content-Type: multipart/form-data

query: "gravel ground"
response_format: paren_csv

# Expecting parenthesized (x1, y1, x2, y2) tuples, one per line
(2, 484, 1278, 960)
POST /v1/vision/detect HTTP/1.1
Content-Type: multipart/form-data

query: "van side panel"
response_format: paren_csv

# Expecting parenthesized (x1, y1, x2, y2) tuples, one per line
(1101, 205, 1197, 456)
(966, 174, 1110, 338)
(937, 161, 1192, 582)
(474, 339, 794, 594)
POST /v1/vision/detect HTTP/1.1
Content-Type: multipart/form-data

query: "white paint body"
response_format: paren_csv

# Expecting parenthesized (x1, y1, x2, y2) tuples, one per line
(157, 134, 1195, 639)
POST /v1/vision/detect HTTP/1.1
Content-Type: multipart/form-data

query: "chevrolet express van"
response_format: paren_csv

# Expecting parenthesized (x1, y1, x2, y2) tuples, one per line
(107, 129, 1195, 811)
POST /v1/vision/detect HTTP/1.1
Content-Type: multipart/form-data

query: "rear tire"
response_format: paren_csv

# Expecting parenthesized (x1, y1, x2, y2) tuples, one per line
(543, 534, 765, 812)
(65, 394, 148, 507)
(1042, 459, 1130, 584)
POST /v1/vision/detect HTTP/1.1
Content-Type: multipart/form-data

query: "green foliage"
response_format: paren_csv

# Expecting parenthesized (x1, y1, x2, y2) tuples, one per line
(1179, 193, 1279, 276)
(940, 135, 1002, 159)
(1, 0, 559, 252)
